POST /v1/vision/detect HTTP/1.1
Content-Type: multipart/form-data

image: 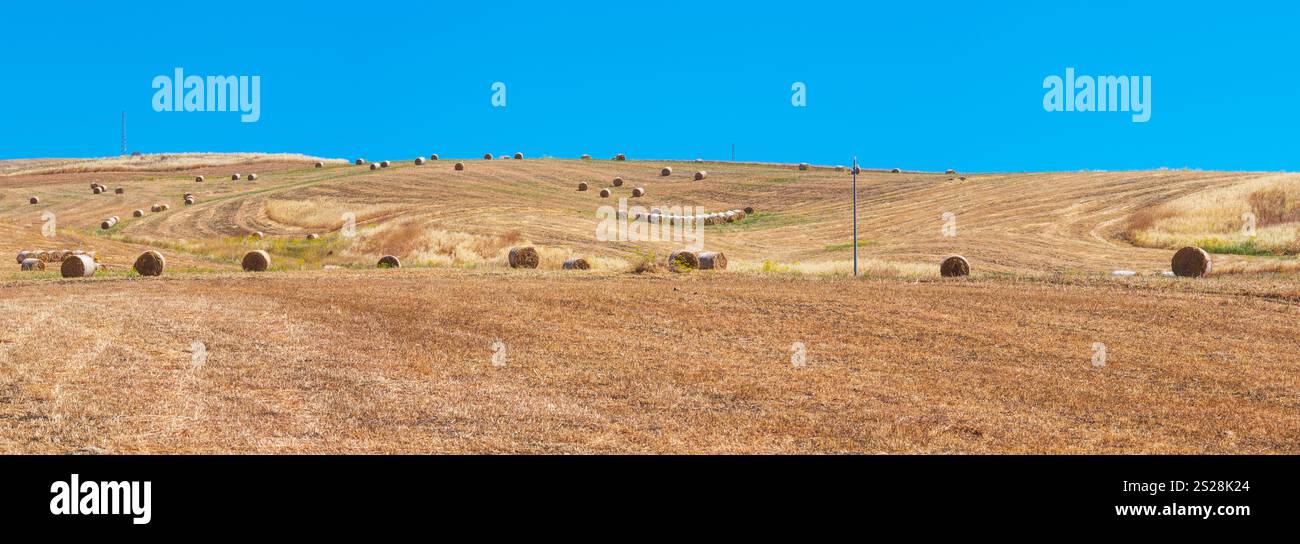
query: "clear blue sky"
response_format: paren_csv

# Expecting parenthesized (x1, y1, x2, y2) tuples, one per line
(1, 1, 1295, 172)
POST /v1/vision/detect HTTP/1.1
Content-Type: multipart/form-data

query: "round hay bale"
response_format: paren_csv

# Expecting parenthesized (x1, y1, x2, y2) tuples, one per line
(744, 206, 755, 214)
(1171, 246, 1212, 277)
(20, 258, 44, 272)
(798, 163, 810, 171)
(580, 154, 591, 160)
(49, 250, 66, 263)
(16, 251, 30, 265)
(380, 161, 390, 168)
(514, 152, 523, 160)
(946, 169, 957, 175)
(377, 255, 401, 269)
(160, 204, 171, 211)
(632, 187, 645, 198)
(615, 153, 626, 161)
(29, 197, 39, 204)
(695, 158, 704, 163)
(150, 204, 161, 212)
(612, 177, 624, 187)
(100, 219, 115, 230)
(305, 233, 319, 240)
(184, 197, 195, 205)
(891, 168, 902, 173)
(314, 162, 323, 168)
(195, 175, 205, 182)
(599, 188, 611, 198)
(415, 157, 426, 165)
(660, 167, 672, 176)
(356, 158, 366, 165)
(231, 173, 241, 180)
(940, 255, 970, 277)
(668, 250, 699, 272)
(577, 182, 588, 191)
(60, 254, 97, 278)
(35, 250, 50, 262)
(133, 209, 144, 217)
(699, 251, 728, 270)
(734, 210, 746, 221)
(562, 257, 590, 270)
(724, 212, 737, 223)
(483, 153, 493, 160)
(454, 162, 465, 171)
(115, 187, 124, 194)
(251, 231, 264, 239)
(247, 173, 258, 180)
(92, 186, 103, 194)
(694, 171, 707, 180)
(370, 163, 379, 170)
(507, 246, 540, 269)
(133, 250, 165, 276)
(242, 250, 271, 272)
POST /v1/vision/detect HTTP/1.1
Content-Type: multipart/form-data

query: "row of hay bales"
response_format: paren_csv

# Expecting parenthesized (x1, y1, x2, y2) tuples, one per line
(666, 250, 729, 272)
(611, 207, 754, 225)
(505, 247, 592, 270)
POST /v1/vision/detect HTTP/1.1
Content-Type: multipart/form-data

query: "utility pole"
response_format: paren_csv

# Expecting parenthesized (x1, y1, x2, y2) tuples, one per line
(852, 156, 859, 277)
(120, 111, 127, 155)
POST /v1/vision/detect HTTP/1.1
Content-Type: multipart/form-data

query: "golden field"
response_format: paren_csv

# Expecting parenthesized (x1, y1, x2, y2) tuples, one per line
(1, 153, 1298, 453)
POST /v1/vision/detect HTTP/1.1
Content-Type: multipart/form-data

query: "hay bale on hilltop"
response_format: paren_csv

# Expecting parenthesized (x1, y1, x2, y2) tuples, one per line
(60, 254, 97, 278)
(612, 177, 624, 187)
(430, 154, 439, 161)
(798, 163, 810, 171)
(380, 161, 390, 168)
(415, 157, 426, 165)
(315, 162, 323, 168)
(133, 250, 165, 276)
(668, 250, 699, 272)
(660, 167, 672, 176)
(370, 163, 379, 170)
(632, 187, 645, 197)
(355, 158, 366, 165)
(599, 188, 611, 198)
(242, 250, 271, 272)
(946, 169, 957, 174)
(1172, 246, 1212, 277)
(377, 255, 401, 269)
(940, 255, 970, 277)
(577, 182, 588, 191)
(508, 247, 540, 269)
(615, 153, 626, 161)
(580, 154, 591, 160)
(20, 258, 44, 272)
(483, 153, 493, 160)
(562, 257, 591, 270)
(699, 251, 728, 270)
(891, 168, 902, 173)
(454, 162, 465, 171)
(694, 171, 707, 180)
(514, 152, 523, 160)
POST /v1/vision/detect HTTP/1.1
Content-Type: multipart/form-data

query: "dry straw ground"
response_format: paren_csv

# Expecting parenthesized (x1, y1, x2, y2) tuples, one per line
(1, 154, 1298, 453)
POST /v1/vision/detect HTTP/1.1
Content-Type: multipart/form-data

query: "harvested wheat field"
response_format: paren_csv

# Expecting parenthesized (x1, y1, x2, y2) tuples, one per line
(1, 153, 1298, 453)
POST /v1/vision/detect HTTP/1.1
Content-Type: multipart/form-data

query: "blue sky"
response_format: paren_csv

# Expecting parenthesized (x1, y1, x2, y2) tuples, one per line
(1, 1, 1295, 171)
